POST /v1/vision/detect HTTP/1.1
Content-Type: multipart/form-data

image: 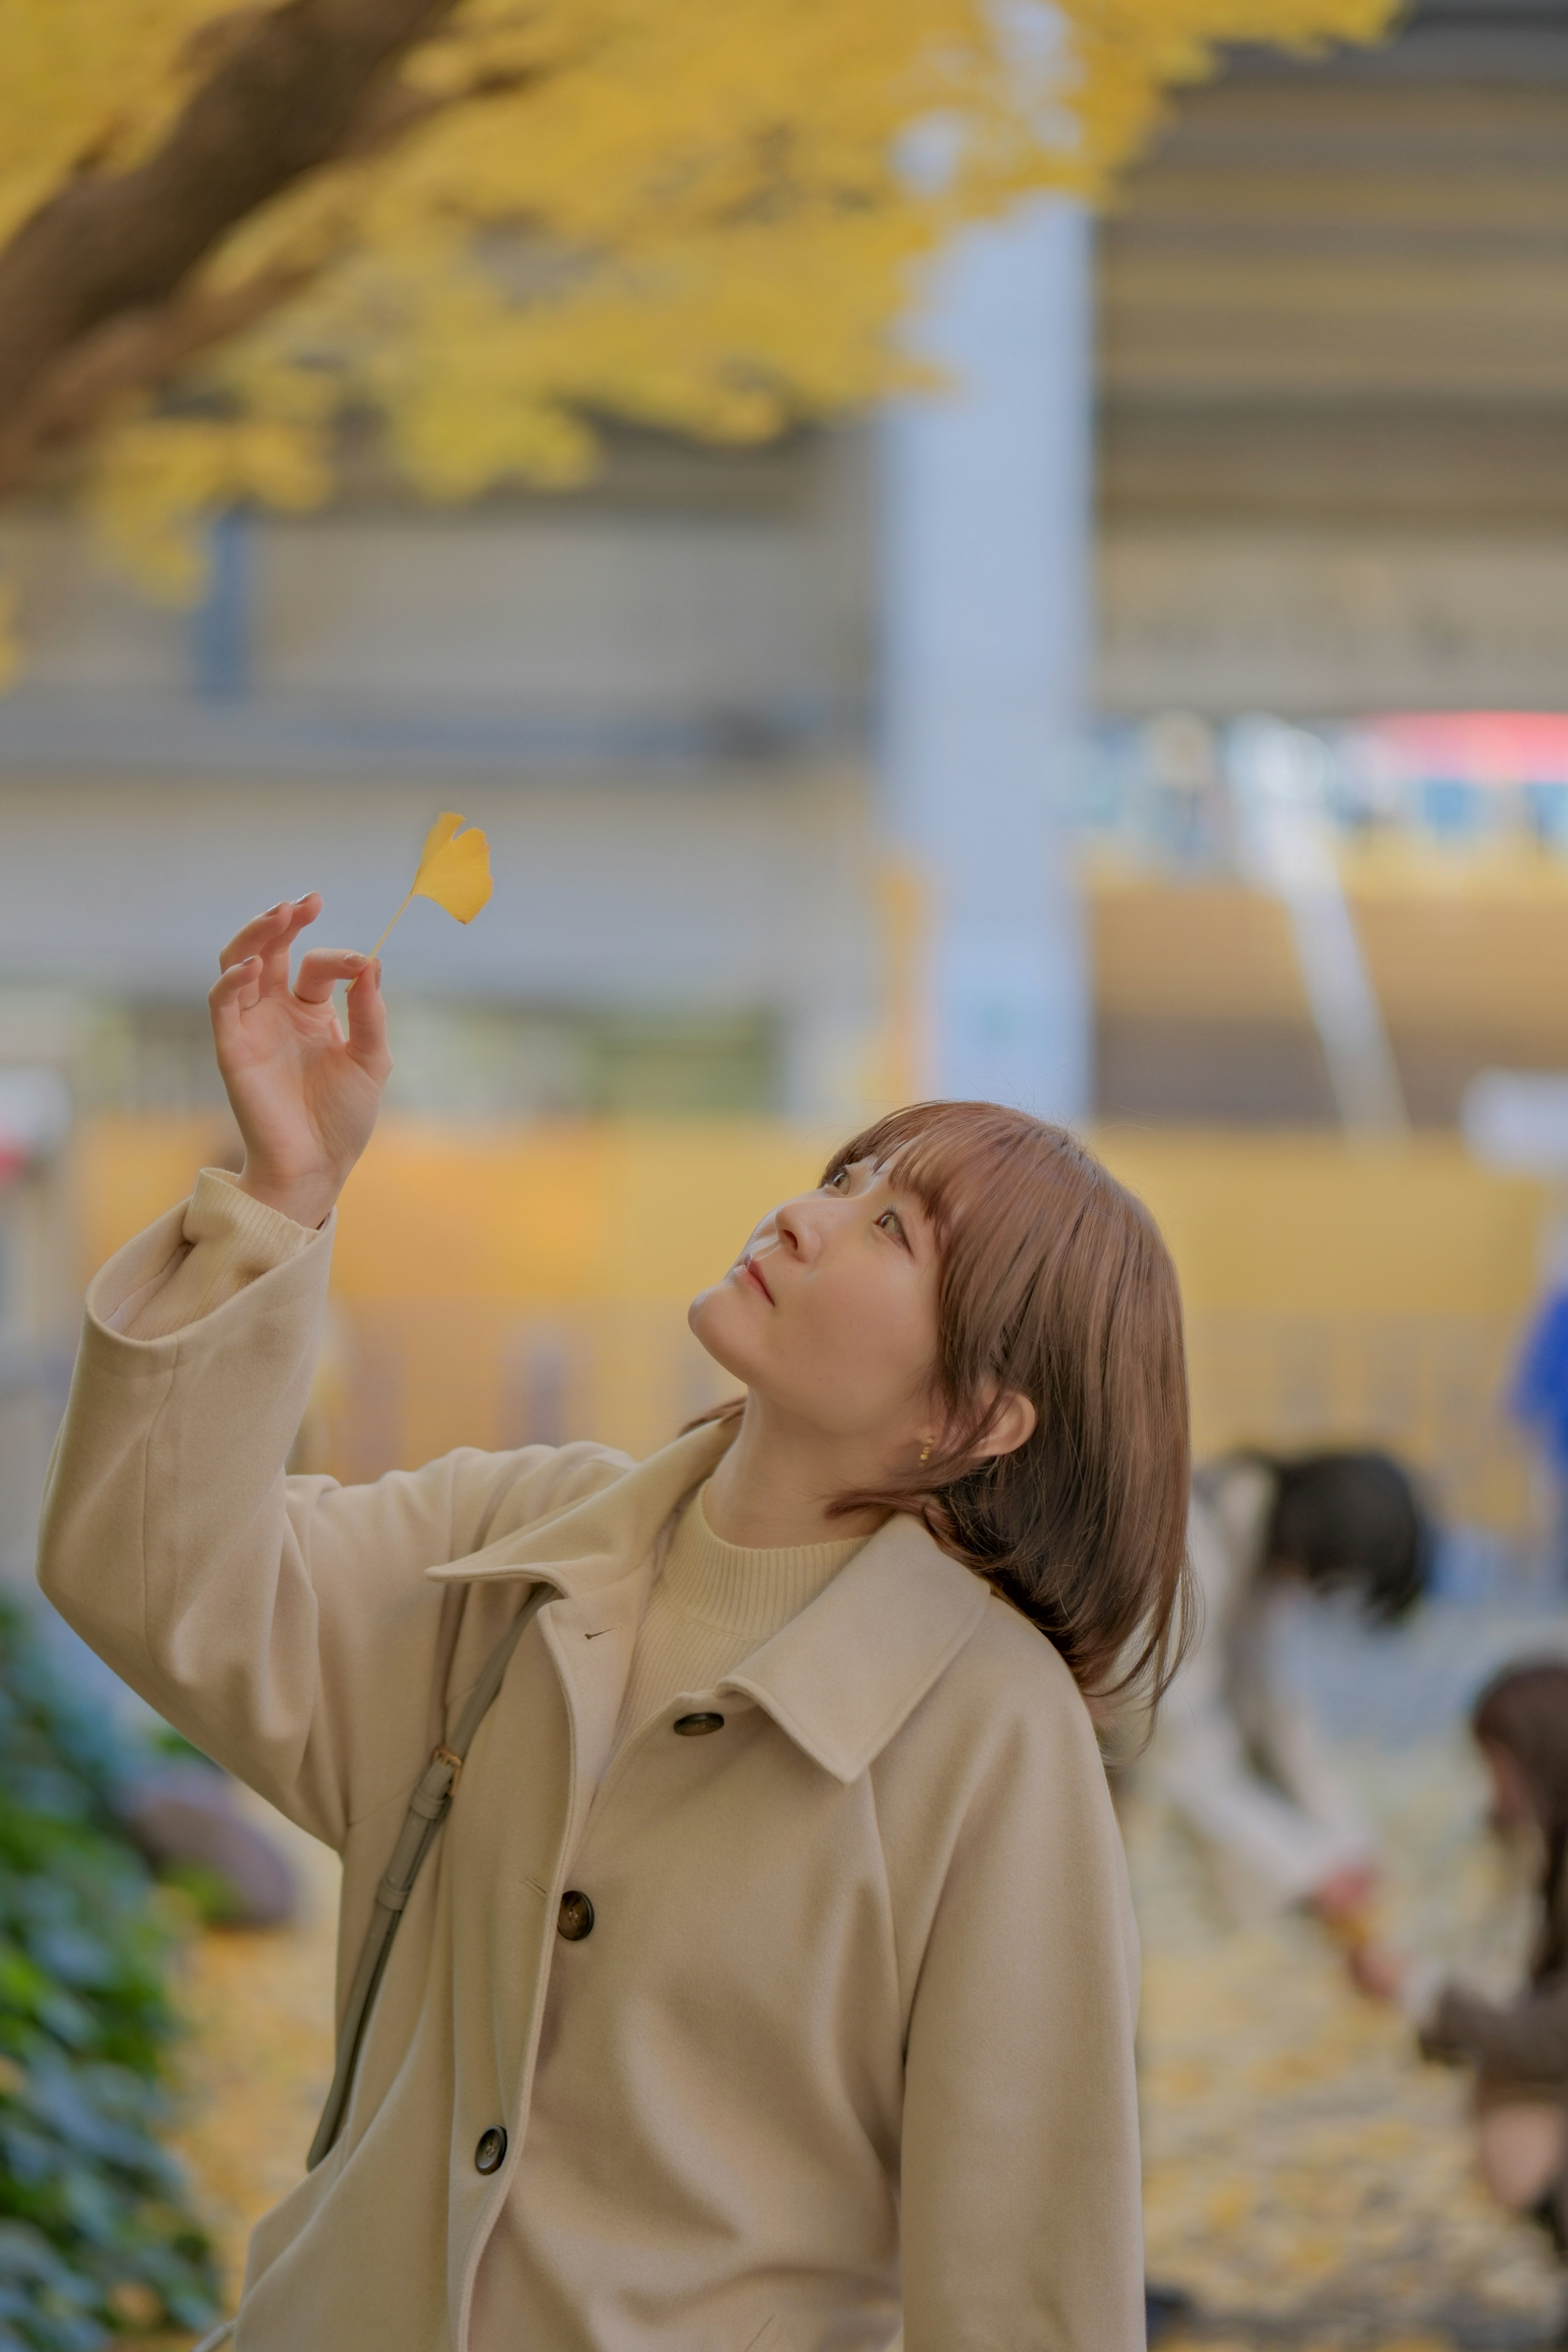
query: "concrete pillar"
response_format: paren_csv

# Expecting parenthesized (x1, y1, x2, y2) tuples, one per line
(190, 508, 252, 700)
(880, 198, 1093, 1123)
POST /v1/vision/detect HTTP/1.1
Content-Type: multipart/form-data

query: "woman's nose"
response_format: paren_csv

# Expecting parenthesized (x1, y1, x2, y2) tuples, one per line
(775, 1197, 821, 1260)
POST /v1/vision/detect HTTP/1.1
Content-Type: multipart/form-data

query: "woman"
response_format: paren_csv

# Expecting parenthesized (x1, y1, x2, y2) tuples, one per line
(1154, 1448, 1431, 1928)
(1356, 1661, 1568, 2251)
(38, 897, 1190, 2352)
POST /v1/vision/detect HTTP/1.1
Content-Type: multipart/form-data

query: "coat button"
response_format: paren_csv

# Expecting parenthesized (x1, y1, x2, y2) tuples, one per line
(557, 1889, 595, 1940)
(474, 2126, 507, 2174)
(672, 1712, 725, 1736)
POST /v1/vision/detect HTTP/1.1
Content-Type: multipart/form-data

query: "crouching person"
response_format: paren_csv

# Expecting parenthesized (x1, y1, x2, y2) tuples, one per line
(1356, 1661, 1568, 2252)
(1154, 1448, 1432, 1935)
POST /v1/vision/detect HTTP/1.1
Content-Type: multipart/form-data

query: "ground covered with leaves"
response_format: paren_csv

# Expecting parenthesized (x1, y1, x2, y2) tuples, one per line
(1133, 1636, 1568, 2347)
(0, 1603, 221, 2351)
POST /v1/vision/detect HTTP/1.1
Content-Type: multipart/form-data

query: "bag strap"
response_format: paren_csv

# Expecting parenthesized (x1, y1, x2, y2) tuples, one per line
(305, 1584, 550, 2172)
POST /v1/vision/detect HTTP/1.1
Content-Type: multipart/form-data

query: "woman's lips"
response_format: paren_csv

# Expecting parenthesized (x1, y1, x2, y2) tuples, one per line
(740, 1255, 773, 1302)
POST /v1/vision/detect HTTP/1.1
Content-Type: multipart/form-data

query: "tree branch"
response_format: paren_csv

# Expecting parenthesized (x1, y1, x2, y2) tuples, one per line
(0, 0, 459, 464)
(0, 263, 323, 497)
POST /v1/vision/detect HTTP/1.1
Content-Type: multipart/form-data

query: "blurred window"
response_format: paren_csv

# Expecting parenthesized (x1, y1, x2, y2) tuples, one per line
(79, 998, 782, 1121)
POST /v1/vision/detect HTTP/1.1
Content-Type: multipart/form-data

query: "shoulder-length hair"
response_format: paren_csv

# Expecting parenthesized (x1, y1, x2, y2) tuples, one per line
(1472, 1659, 1568, 1983)
(699, 1101, 1193, 1705)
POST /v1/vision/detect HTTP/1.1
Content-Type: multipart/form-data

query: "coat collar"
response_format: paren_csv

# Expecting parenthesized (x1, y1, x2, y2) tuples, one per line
(425, 1420, 734, 1598)
(425, 1422, 990, 1784)
(715, 1513, 989, 1782)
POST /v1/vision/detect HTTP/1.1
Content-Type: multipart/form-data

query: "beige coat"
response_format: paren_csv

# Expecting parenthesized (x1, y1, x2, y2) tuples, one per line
(38, 1203, 1144, 2352)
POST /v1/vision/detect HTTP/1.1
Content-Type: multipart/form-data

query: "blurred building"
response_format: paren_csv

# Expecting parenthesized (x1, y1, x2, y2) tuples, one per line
(0, 427, 876, 1127)
(2, 0, 1566, 1128)
(1100, 0, 1568, 720)
(3, 0, 1568, 1536)
(1094, 0, 1568, 1126)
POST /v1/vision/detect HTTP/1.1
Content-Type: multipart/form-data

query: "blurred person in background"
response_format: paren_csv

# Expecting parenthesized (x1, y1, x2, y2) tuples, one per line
(36, 894, 1192, 2352)
(1155, 1449, 1434, 1938)
(1512, 1258, 1568, 1584)
(1139, 1449, 1432, 2343)
(1355, 1661, 1568, 2276)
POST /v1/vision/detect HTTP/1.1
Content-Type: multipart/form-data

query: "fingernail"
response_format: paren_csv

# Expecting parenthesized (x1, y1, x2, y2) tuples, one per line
(265, 902, 283, 915)
(344, 953, 367, 968)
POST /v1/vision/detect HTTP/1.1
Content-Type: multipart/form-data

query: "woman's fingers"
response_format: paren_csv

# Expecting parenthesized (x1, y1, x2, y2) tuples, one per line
(343, 959, 391, 1077)
(208, 956, 263, 1057)
(254, 894, 322, 989)
(294, 947, 370, 1006)
(216, 906, 285, 975)
(217, 893, 322, 979)
(209, 955, 261, 1010)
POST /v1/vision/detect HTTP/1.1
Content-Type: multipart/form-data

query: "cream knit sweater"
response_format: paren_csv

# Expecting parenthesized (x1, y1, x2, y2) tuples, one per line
(614, 1482, 860, 1748)
(115, 1170, 864, 1745)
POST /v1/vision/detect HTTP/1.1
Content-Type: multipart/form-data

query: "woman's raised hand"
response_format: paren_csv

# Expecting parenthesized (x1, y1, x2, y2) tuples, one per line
(208, 895, 392, 1230)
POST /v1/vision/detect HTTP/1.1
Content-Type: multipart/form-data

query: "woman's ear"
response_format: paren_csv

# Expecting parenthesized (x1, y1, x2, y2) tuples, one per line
(970, 1389, 1037, 1463)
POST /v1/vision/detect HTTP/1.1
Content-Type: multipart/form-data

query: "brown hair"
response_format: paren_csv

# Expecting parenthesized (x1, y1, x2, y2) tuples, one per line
(1472, 1659, 1568, 1982)
(697, 1101, 1192, 1703)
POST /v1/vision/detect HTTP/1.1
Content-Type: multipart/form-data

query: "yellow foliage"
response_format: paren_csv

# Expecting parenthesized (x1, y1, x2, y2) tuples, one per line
(0, 0, 1397, 583)
(83, 414, 331, 597)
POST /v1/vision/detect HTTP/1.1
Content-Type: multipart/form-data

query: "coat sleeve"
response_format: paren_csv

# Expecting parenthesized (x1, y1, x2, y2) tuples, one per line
(896, 1630, 1145, 2352)
(109, 1166, 316, 1339)
(1157, 1682, 1375, 1910)
(1155, 1498, 1374, 1911)
(36, 1199, 618, 1849)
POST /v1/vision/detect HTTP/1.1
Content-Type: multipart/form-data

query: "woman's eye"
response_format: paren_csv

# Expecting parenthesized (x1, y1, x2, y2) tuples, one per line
(877, 1208, 903, 1238)
(829, 1168, 849, 1191)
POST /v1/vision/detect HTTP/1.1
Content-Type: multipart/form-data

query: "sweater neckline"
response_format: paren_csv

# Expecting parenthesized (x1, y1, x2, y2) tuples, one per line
(656, 1482, 865, 1641)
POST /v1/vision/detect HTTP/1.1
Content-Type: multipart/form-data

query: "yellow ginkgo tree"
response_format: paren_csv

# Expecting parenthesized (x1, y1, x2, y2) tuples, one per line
(0, 0, 1394, 603)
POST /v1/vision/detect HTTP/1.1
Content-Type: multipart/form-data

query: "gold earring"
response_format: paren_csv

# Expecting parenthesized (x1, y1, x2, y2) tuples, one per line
(919, 1442, 932, 1466)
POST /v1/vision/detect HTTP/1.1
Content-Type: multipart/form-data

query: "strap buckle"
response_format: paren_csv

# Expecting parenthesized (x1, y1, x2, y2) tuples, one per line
(430, 1744, 464, 1790)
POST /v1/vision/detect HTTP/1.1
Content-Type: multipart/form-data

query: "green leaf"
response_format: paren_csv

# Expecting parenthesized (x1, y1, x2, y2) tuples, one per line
(0, 1605, 221, 2341)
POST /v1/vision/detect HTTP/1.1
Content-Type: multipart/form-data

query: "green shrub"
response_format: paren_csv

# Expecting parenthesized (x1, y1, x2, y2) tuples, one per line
(0, 1601, 221, 2349)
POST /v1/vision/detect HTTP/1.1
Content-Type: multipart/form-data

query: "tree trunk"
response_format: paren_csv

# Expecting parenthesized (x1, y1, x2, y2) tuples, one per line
(0, 0, 457, 486)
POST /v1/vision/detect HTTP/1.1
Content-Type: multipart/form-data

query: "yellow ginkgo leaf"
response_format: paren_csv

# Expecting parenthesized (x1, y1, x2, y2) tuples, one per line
(411, 811, 493, 924)
(371, 812, 493, 956)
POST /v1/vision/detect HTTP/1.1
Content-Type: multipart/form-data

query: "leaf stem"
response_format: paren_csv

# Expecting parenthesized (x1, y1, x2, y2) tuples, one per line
(368, 888, 414, 960)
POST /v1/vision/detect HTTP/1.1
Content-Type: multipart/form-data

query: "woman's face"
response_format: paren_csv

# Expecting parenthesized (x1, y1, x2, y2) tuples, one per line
(689, 1159, 942, 1449)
